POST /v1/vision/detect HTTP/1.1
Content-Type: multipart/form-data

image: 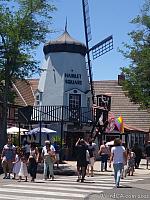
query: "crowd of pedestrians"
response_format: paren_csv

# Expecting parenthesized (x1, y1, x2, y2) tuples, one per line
(74, 137, 150, 188)
(1, 136, 150, 188)
(0, 138, 60, 182)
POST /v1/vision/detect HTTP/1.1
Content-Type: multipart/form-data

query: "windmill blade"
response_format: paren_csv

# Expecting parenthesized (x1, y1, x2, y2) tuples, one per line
(82, 0, 94, 103)
(90, 35, 113, 60)
(82, 0, 92, 42)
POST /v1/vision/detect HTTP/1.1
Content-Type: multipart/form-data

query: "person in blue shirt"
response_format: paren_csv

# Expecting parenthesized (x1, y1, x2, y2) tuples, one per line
(1, 138, 16, 179)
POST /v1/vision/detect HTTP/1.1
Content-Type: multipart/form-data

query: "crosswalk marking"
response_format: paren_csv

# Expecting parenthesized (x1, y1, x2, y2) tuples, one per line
(40, 176, 143, 185)
(0, 188, 85, 198)
(0, 175, 144, 200)
(86, 177, 144, 181)
(6, 184, 104, 193)
(0, 194, 71, 200)
(23, 179, 115, 187)
(51, 175, 143, 180)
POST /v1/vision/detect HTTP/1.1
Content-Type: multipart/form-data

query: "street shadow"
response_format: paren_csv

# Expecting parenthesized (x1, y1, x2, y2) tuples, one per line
(83, 181, 95, 184)
(94, 170, 113, 172)
(117, 185, 132, 188)
(135, 167, 147, 170)
(35, 181, 46, 183)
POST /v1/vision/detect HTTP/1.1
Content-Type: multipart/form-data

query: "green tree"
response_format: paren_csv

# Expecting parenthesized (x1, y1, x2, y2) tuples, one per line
(0, 0, 56, 148)
(120, 0, 150, 110)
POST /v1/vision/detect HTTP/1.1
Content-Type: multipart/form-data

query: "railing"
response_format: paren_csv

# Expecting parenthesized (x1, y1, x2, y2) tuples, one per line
(30, 105, 94, 123)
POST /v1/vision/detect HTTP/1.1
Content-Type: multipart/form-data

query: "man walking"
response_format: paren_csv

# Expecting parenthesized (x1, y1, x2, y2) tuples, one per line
(1, 138, 16, 179)
(132, 143, 142, 169)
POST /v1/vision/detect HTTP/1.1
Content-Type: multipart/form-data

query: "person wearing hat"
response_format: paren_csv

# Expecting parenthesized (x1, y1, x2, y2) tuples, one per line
(42, 140, 55, 180)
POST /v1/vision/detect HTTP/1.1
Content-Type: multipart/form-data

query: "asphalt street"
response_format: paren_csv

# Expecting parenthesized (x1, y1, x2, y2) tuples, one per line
(0, 160, 149, 199)
(85, 175, 150, 200)
(0, 172, 149, 199)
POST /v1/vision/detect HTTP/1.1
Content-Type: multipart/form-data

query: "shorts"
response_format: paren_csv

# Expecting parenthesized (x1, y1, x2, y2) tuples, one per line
(89, 157, 95, 167)
(77, 161, 87, 167)
(2, 160, 13, 173)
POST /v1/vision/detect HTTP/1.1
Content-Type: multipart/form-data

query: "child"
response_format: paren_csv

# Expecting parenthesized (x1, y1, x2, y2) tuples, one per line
(127, 149, 135, 176)
(12, 147, 21, 179)
(18, 149, 28, 182)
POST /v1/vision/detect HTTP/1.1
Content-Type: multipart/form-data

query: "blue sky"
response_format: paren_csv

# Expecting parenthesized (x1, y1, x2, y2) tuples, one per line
(35, 0, 144, 81)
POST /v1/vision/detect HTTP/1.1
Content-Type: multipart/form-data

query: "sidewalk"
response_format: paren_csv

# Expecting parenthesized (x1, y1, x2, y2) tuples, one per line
(0, 161, 77, 183)
(0, 159, 150, 178)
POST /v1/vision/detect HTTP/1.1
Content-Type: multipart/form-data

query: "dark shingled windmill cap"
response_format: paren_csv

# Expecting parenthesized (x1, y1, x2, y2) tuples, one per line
(43, 31, 87, 56)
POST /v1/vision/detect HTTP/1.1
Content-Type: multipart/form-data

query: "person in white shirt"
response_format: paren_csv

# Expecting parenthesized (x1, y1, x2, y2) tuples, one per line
(42, 140, 55, 154)
(42, 140, 55, 180)
(109, 138, 127, 188)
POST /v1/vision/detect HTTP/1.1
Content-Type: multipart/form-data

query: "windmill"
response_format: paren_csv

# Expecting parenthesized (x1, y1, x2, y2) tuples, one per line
(82, 0, 113, 140)
(82, 0, 113, 104)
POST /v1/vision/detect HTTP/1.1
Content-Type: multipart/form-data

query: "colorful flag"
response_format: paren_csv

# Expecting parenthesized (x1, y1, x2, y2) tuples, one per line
(115, 115, 124, 133)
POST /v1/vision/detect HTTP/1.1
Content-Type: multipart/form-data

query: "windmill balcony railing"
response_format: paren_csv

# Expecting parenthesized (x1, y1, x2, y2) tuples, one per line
(30, 105, 95, 123)
(19, 106, 95, 123)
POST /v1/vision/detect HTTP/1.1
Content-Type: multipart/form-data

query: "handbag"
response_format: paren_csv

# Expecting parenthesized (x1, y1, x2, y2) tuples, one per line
(50, 153, 56, 162)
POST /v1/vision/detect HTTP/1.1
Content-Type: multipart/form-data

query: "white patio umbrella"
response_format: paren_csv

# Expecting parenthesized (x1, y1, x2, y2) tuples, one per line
(7, 126, 28, 135)
(27, 127, 57, 146)
(28, 127, 57, 135)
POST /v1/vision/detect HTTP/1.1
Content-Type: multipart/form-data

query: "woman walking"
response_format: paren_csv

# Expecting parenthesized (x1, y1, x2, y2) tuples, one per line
(75, 138, 88, 182)
(28, 142, 39, 182)
(109, 138, 127, 188)
(99, 141, 110, 172)
(42, 141, 55, 180)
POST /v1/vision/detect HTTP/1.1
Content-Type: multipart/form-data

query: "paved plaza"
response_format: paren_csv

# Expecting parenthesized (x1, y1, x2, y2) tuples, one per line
(0, 159, 150, 199)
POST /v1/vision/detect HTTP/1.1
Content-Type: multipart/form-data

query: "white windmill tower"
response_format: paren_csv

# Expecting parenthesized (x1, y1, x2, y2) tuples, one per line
(35, 27, 92, 111)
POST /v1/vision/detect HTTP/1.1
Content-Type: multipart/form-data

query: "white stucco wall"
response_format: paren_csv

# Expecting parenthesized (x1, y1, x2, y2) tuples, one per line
(37, 51, 92, 107)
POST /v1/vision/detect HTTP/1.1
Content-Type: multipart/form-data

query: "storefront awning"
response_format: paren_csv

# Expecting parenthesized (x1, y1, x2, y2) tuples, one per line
(124, 123, 147, 132)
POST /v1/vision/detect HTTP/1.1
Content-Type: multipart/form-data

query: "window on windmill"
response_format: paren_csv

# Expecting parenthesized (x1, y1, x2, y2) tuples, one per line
(69, 94, 81, 121)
